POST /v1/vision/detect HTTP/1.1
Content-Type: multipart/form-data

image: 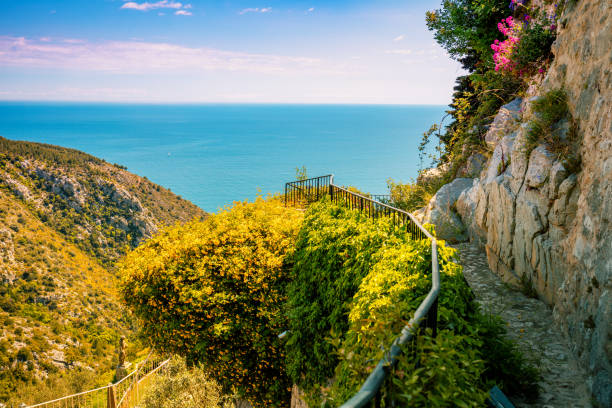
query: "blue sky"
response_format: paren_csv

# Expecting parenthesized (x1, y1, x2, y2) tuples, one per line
(0, 0, 463, 104)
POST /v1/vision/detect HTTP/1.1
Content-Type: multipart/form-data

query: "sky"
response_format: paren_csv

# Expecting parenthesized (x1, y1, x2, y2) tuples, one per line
(0, 0, 464, 104)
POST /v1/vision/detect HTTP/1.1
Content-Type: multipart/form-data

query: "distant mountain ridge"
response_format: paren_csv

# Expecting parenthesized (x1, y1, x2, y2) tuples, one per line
(0, 136, 206, 404)
(0, 136, 206, 265)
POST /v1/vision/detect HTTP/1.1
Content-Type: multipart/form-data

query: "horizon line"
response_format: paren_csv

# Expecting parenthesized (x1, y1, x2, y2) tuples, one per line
(0, 99, 450, 107)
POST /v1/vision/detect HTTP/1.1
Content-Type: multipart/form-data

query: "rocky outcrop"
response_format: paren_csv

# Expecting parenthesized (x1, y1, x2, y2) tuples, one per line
(421, 1, 611, 403)
(416, 177, 473, 243)
(484, 98, 523, 149)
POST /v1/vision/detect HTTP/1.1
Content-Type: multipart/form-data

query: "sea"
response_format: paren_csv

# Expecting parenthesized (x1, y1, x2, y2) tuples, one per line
(0, 103, 446, 213)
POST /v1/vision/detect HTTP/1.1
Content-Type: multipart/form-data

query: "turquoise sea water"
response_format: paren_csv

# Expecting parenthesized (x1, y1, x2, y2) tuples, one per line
(0, 103, 445, 212)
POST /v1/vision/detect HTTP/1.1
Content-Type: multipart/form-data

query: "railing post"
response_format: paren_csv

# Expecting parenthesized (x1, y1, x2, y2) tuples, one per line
(107, 384, 117, 408)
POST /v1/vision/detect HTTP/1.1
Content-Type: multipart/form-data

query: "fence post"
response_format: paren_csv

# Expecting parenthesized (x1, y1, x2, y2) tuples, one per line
(135, 369, 139, 403)
(107, 384, 117, 408)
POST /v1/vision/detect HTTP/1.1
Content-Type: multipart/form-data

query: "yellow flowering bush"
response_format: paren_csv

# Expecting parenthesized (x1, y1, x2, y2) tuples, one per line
(119, 197, 303, 407)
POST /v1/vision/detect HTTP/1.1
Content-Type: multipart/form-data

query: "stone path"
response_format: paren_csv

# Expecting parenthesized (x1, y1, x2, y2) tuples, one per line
(454, 243, 593, 408)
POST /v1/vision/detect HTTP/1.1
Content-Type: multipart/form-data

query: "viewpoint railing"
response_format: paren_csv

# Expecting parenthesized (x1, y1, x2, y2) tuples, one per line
(24, 355, 170, 408)
(285, 174, 439, 408)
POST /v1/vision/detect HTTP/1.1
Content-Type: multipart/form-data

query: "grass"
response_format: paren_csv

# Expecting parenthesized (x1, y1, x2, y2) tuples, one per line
(525, 88, 581, 172)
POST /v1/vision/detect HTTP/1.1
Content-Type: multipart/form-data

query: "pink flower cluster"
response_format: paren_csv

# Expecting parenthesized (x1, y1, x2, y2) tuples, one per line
(491, 16, 522, 72)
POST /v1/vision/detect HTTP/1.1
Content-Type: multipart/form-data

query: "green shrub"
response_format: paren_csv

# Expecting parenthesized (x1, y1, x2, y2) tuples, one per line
(526, 88, 580, 171)
(392, 333, 488, 407)
(139, 356, 234, 408)
(475, 313, 541, 401)
(323, 238, 478, 406)
(16, 347, 33, 362)
(387, 168, 451, 212)
(285, 200, 539, 406)
(284, 200, 401, 395)
(119, 197, 303, 407)
(512, 22, 555, 76)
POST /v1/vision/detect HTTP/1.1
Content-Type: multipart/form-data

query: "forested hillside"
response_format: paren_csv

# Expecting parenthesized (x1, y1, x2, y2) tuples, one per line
(0, 136, 206, 405)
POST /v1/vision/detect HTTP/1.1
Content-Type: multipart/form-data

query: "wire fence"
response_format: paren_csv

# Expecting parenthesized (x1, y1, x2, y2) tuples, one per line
(284, 174, 439, 408)
(24, 356, 169, 408)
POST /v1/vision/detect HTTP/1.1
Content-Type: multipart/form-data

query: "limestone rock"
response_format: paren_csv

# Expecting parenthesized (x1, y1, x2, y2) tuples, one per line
(456, 179, 487, 245)
(420, 178, 474, 243)
(484, 134, 515, 184)
(525, 145, 555, 189)
(417, 162, 450, 185)
(484, 98, 522, 149)
(457, 153, 487, 178)
(549, 161, 568, 199)
(456, 1, 612, 403)
(509, 123, 531, 194)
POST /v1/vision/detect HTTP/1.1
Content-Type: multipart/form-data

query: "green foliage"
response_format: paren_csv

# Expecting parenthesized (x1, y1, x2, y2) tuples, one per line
(512, 22, 556, 76)
(284, 200, 401, 395)
(475, 313, 541, 401)
(119, 197, 304, 407)
(324, 238, 479, 406)
(387, 170, 451, 212)
(392, 333, 488, 407)
(526, 88, 580, 171)
(0, 136, 104, 168)
(295, 166, 308, 181)
(426, 0, 509, 71)
(284, 200, 539, 406)
(139, 356, 235, 408)
(3, 366, 99, 406)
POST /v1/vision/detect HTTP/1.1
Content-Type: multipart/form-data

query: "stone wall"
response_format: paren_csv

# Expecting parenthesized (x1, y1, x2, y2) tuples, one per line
(420, 1, 611, 404)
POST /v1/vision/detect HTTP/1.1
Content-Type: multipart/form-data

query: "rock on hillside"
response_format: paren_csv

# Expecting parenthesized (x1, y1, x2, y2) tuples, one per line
(0, 136, 206, 265)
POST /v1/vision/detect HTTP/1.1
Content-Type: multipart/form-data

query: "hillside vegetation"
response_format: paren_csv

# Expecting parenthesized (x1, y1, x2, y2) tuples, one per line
(0, 136, 205, 265)
(121, 197, 539, 407)
(120, 197, 303, 407)
(0, 136, 205, 405)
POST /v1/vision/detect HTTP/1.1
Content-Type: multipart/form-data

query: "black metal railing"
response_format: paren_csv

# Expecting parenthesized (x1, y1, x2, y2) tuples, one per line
(284, 174, 440, 408)
(284, 174, 333, 208)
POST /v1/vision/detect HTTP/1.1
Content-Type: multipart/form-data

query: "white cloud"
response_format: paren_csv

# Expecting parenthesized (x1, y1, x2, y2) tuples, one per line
(307, 7, 314, 12)
(239, 7, 271, 14)
(121, 1, 183, 11)
(63, 38, 85, 44)
(393, 34, 405, 42)
(385, 49, 412, 55)
(184, 4, 192, 9)
(175, 10, 192, 15)
(0, 36, 339, 76)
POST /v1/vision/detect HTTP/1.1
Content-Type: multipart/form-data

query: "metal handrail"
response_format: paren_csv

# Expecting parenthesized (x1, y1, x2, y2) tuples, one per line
(284, 174, 439, 408)
(24, 355, 170, 408)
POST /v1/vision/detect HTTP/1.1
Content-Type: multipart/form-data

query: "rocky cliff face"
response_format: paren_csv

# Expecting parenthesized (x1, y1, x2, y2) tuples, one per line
(420, 1, 611, 404)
